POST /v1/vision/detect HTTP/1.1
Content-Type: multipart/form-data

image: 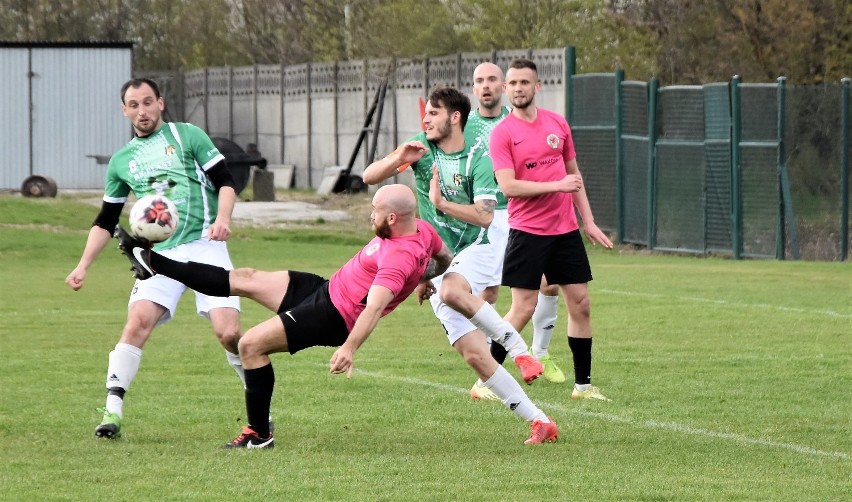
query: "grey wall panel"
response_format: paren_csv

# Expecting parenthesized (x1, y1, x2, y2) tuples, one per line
(0, 49, 30, 191)
(30, 48, 131, 189)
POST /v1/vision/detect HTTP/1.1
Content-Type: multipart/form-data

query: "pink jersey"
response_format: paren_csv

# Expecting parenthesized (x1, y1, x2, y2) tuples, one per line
(490, 108, 579, 236)
(329, 219, 444, 330)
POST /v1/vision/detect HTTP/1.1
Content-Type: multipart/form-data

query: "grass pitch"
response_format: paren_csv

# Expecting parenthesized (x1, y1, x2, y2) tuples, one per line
(0, 193, 849, 501)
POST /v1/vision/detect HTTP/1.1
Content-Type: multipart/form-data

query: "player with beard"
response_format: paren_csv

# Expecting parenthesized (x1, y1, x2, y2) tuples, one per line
(465, 63, 566, 402)
(363, 86, 559, 444)
(115, 184, 452, 448)
(66, 77, 244, 440)
(490, 59, 614, 402)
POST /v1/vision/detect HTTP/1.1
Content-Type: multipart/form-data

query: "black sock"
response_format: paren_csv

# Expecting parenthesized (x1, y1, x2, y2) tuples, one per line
(568, 336, 593, 385)
(244, 363, 275, 437)
(149, 253, 231, 297)
(490, 339, 508, 365)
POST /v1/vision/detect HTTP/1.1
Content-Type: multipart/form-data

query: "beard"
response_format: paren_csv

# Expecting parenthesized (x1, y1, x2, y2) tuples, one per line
(373, 218, 391, 239)
(133, 114, 160, 136)
(426, 116, 452, 143)
(510, 94, 534, 109)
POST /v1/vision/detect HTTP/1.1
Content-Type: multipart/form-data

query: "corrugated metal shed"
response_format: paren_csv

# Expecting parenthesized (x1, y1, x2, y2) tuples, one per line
(0, 41, 133, 191)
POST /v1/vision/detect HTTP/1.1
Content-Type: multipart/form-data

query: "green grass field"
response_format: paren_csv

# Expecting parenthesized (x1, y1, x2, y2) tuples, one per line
(1, 194, 849, 501)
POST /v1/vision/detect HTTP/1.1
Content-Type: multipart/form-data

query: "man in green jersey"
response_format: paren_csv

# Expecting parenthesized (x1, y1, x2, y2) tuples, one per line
(363, 86, 558, 444)
(66, 78, 245, 439)
(465, 63, 566, 402)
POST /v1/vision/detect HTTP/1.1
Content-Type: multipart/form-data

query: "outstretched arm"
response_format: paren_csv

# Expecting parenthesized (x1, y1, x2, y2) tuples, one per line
(66, 226, 114, 291)
(66, 200, 124, 291)
(363, 141, 428, 185)
(328, 285, 395, 377)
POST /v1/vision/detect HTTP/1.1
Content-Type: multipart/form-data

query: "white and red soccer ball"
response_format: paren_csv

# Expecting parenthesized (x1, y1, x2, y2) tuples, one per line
(129, 194, 179, 243)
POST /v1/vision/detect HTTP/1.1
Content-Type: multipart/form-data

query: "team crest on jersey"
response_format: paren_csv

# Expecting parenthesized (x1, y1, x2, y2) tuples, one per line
(453, 173, 463, 186)
(165, 145, 176, 156)
(129, 160, 138, 173)
(365, 242, 380, 256)
(547, 134, 560, 149)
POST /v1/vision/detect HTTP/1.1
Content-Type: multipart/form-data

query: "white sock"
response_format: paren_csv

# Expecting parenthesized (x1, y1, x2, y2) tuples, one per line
(226, 350, 247, 388)
(484, 366, 548, 423)
(469, 304, 529, 359)
(104, 343, 142, 416)
(531, 293, 558, 358)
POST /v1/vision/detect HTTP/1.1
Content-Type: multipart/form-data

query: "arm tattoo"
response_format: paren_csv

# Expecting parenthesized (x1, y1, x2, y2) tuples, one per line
(476, 199, 496, 217)
(421, 248, 454, 281)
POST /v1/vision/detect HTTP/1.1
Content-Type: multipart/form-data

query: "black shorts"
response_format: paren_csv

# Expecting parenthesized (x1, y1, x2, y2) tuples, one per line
(502, 229, 593, 289)
(276, 271, 349, 354)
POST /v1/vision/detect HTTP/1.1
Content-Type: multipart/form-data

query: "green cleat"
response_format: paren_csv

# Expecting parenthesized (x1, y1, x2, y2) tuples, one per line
(95, 408, 122, 439)
(537, 353, 566, 383)
(571, 385, 611, 401)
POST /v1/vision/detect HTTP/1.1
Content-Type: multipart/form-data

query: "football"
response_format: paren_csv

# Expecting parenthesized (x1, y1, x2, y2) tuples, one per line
(129, 194, 179, 243)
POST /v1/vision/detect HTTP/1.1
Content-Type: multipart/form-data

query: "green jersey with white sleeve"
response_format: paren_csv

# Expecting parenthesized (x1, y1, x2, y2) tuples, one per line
(105, 122, 226, 251)
(464, 106, 510, 209)
(406, 131, 499, 254)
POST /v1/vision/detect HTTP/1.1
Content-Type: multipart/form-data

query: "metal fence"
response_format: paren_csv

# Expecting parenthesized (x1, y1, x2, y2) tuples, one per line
(145, 48, 850, 261)
(571, 73, 850, 261)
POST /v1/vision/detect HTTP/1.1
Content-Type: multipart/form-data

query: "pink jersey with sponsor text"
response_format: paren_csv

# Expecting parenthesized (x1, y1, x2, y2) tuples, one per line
(329, 219, 443, 330)
(490, 108, 579, 236)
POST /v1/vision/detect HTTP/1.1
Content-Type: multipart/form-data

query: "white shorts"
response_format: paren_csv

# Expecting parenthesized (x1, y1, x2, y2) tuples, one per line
(128, 239, 240, 327)
(486, 209, 509, 287)
(429, 242, 499, 345)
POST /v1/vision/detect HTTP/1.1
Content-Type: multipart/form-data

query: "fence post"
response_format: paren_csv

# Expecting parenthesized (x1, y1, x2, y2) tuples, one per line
(564, 46, 576, 121)
(333, 62, 340, 167)
(279, 63, 285, 167)
(647, 77, 659, 249)
(614, 68, 625, 244)
(777, 76, 799, 260)
(841, 77, 850, 261)
(730, 75, 743, 259)
(306, 62, 312, 188)
(203, 67, 209, 133)
(253, 64, 259, 148)
(227, 66, 233, 140)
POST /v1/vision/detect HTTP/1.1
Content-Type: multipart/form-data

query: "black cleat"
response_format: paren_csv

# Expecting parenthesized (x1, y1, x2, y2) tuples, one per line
(114, 225, 154, 280)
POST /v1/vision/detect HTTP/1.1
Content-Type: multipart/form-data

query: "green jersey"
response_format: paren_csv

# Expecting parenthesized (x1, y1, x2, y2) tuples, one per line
(407, 131, 499, 254)
(464, 106, 511, 209)
(105, 122, 226, 251)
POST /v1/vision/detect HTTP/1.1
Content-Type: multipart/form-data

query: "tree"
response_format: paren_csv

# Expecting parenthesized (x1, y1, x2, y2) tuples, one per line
(614, 0, 851, 84)
(456, 0, 657, 79)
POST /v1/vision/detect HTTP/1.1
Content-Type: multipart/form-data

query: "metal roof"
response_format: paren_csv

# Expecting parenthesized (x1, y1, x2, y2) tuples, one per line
(0, 40, 134, 49)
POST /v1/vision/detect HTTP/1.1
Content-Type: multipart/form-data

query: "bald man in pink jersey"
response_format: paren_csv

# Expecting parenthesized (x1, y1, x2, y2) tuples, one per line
(115, 184, 452, 448)
(490, 59, 614, 402)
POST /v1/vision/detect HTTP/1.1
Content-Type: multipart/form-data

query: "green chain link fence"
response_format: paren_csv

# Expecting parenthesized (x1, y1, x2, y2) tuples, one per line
(569, 69, 850, 261)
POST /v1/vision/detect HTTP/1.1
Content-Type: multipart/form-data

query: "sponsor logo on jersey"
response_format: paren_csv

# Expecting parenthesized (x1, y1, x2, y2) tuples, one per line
(366, 242, 380, 255)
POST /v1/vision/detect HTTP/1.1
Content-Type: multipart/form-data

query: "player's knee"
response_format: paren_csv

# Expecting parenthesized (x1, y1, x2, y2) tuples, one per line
(567, 295, 591, 320)
(513, 302, 537, 323)
(480, 287, 499, 305)
(215, 326, 241, 352)
(237, 330, 264, 358)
